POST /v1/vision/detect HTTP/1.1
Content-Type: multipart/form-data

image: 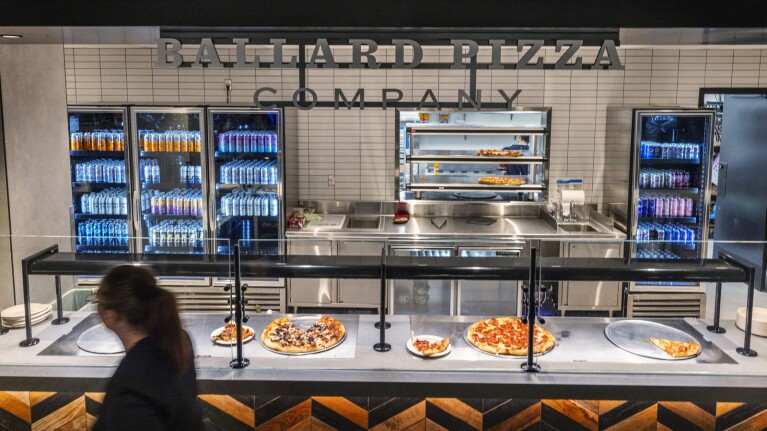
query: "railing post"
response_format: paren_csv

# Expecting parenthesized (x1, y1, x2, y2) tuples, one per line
(522, 247, 540, 373)
(51, 275, 70, 325)
(374, 248, 391, 352)
(230, 243, 250, 368)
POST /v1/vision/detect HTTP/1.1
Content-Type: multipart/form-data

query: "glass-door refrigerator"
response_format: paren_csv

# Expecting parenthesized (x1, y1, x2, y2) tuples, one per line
(207, 108, 283, 257)
(389, 245, 454, 315)
(68, 107, 132, 255)
(629, 108, 714, 292)
(131, 107, 208, 257)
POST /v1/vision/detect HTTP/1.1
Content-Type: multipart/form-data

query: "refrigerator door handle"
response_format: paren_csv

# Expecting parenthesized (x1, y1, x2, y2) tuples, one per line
(718, 162, 728, 198)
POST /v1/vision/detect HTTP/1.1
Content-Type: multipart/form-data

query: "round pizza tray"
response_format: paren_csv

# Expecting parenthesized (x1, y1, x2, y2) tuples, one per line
(604, 320, 702, 361)
(77, 323, 124, 355)
(462, 325, 554, 359)
(259, 315, 347, 356)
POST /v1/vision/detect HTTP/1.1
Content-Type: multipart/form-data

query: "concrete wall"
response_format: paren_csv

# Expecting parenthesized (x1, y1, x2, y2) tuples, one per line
(0, 44, 73, 306)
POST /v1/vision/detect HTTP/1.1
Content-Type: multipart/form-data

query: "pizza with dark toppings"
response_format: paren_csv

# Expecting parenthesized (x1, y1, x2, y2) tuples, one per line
(261, 316, 346, 353)
(466, 317, 555, 356)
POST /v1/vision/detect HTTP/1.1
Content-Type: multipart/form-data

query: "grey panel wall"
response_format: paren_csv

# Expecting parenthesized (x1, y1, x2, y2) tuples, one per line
(0, 44, 73, 305)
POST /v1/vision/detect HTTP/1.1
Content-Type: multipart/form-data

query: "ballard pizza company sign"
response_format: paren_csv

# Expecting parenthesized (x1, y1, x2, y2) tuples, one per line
(156, 38, 623, 110)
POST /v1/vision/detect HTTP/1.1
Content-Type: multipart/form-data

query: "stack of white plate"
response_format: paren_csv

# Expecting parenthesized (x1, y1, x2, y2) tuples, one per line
(1, 303, 52, 328)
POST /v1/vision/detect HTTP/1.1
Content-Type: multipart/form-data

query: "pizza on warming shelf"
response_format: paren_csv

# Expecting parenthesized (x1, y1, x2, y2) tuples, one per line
(649, 337, 701, 358)
(476, 149, 524, 157)
(411, 337, 451, 356)
(261, 316, 346, 354)
(478, 177, 527, 186)
(211, 322, 255, 344)
(466, 317, 555, 356)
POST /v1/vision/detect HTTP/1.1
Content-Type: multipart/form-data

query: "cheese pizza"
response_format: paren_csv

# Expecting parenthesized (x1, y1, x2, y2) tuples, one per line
(466, 317, 555, 356)
(649, 337, 701, 358)
(261, 316, 346, 354)
(478, 177, 527, 186)
(476, 149, 523, 157)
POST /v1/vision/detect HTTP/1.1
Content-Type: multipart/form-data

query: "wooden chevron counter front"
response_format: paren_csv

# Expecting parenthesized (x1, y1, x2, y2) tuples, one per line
(1, 392, 767, 430)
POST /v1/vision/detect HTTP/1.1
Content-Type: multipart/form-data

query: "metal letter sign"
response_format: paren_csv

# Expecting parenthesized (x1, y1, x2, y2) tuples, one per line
(158, 37, 623, 110)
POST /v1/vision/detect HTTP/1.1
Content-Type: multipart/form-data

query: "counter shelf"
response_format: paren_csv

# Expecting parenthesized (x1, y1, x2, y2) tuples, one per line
(17, 245, 757, 370)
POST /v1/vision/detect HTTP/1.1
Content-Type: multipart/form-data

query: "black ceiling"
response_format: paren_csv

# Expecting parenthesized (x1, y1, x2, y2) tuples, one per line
(1, 0, 764, 28)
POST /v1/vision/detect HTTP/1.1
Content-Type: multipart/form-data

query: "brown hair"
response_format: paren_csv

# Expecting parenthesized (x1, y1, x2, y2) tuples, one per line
(98, 265, 191, 374)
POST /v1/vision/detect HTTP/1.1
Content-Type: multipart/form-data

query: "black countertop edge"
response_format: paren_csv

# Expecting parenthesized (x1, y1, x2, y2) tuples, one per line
(2, 368, 767, 402)
(27, 252, 749, 283)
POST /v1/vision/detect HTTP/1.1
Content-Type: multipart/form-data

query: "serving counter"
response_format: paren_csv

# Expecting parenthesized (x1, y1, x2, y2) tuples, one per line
(4, 245, 765, 430)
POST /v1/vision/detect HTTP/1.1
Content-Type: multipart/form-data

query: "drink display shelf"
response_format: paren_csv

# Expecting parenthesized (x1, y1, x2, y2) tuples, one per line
(639, 187, 699, 194)
(72, 182, 128, 192)
(141, 182, 202, 189)
(640, 158, 701, 166)
(140, 151, 202, 158)
(70, 151, 125, 158)
(216, 183, 277, 192)
(76, 244, 130, 253)
(74, 213, 127, 220)
(214, 151, 277, 159)
(217, 214, 279, 223)
(216, 244, 279, 256)
(143, 245, 204, 254)
(639, 216, 698, 223)
(142, 213, 202, 220)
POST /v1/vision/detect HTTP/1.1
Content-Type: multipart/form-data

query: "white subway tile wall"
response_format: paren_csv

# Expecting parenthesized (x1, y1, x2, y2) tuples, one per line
(64, 46, 767, 202)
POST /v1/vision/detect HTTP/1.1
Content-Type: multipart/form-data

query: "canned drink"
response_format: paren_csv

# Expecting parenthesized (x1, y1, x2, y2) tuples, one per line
(688, 228, 696, 244)
(638, 198, 645, 217)
(257, 133, 265, 153)
(679, 227, 688, 243)
(180, 165, 187, 184)
(676, 198, 685, 217)
(151, 162, 160, 183)
(683, 171, 690, 187)
(684, 198, 693, 217)
(70, 132, 80, 151)
(664, 171, 673, 189)
(649, 172, 658, 189)
(659, 197, 668, 216)
(684, 144, 692, 159)
(669, 197, 677, 217)
(664, 225, 674, 242)
(640, 142, 648, 159)
(226, 133, 236, 153)
(656, 225, 665, 241)
(660, 143, 668, 159)
(235, 132, 244, 152)
(647, 198, 656, 217)
(693, 144, 700, 160)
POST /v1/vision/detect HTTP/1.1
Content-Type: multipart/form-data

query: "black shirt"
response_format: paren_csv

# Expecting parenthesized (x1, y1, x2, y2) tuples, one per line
(93, 335, 204, 431)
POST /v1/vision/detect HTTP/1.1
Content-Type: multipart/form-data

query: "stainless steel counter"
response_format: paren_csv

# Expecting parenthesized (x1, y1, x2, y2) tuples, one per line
(288, 215, 625, 240)
(2, 312, 767, 401)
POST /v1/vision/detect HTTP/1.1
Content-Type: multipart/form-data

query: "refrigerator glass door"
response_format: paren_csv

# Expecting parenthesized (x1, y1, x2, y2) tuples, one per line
(209, 109, 281, 257)
(132, 109, 207, 255)
(68, 108, 131, 255)
(390, 247, 453, 315)
(457, 248, 521, 316)
(633, 110, 713, 288)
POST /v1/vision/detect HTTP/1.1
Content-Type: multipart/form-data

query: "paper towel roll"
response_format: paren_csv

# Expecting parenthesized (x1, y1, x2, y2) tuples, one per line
(560, 190, 586, 215)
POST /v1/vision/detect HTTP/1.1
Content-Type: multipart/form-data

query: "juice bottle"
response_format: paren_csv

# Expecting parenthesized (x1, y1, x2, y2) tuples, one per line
(180, 132, 189, 152)
(194, 133, 201, 152)
(173, 133, 181, 152)
(70, 132, 80, 151)
(105, 132, 114, 151)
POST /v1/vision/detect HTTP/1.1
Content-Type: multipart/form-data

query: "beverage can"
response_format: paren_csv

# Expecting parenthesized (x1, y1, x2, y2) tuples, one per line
(685, 198, 693, 217)
(664, 171, 673, 189)
(688, 228, 696, 244)
(180, 165, 188, 184)
(650, 172, 658, 189)
(151, 162, 160, 183)
(693, 144, 700, 160)
(647, 198, 656, 217)
(685, 144, 693, 159)
(638, 198, 645, 217)
(676, 198, 685, 218)
(669, 197, 677, 217)
(257, 133, 265, 153)
(661, 143, 668, 159)
(235, 132, 244, 152)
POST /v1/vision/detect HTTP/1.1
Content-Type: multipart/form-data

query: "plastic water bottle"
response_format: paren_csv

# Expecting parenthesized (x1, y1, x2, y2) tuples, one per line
(261, 194, 269, 215)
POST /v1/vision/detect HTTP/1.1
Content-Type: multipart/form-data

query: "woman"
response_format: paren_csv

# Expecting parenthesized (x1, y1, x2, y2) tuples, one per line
(93, 265, 204, 431)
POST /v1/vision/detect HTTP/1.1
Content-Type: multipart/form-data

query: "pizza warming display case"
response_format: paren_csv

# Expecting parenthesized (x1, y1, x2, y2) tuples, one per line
(397, 109, 551, 201)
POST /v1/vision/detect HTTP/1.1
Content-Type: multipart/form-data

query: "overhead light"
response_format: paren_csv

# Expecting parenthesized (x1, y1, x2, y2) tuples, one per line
(1, 34, 23, 39)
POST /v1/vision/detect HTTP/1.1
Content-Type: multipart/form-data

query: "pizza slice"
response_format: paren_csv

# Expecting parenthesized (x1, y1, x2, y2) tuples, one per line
(412, 337, 451, 356)
(649, 337, 701, 358)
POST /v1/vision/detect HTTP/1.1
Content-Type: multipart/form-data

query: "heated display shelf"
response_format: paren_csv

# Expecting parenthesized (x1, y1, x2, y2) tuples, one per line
(398, 109, 551, 201)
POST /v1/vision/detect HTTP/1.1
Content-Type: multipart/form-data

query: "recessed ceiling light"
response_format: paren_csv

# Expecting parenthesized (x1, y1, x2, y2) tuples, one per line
(1, 34, 23, 39)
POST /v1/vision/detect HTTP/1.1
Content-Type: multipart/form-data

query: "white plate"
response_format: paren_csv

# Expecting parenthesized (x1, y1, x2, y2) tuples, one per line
(2, 309, 51, 322)
(736, 306, 767, 337)
(210, 325, 256, 346)
(1, 303, 51, 320)
(406, 335, 452, 358)
(2, 313, 51, 328)
(77, 324, 124, 354)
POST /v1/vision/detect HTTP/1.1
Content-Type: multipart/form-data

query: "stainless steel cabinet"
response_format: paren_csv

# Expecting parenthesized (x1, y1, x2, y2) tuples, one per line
(287, 239, 384, 309)
(287, 240, 334, 306)
(337, 241, 385, 306)
(559, 242, 623, 315)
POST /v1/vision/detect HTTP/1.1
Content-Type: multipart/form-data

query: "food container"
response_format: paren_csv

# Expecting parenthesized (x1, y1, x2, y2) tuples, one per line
(736, 306, 767, 337)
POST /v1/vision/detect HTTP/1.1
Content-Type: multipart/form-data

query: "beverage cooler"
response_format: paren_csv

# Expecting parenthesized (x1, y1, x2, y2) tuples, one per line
(207, 108, 283, 256)
(131, 107, 208, 256)
(629, 109, 714, 292)
(68, 107, 132, 254)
